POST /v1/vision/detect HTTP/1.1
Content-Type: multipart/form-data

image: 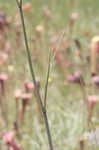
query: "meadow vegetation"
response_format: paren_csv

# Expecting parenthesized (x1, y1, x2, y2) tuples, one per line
(0, 0, 99, 150)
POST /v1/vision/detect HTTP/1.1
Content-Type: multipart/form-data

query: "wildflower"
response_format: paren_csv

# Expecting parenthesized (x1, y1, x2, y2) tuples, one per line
(68, 71, 84, 85)
(88, 95, 98, 110)
(3, 131, 14, 145)
(24, 81, 34, 93)
(87, 95, 99, 122)
(3, 131, 21, 150)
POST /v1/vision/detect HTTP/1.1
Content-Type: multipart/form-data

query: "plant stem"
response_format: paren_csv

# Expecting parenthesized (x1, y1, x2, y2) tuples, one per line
(16, 1, 54, 150)
(44, 50, 51, 109)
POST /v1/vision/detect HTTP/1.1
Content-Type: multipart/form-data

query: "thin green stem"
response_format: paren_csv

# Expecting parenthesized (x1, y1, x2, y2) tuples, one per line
(44, 31, 65, 109)
(44, 50, 52, 109)
(16, 1, 54, 150)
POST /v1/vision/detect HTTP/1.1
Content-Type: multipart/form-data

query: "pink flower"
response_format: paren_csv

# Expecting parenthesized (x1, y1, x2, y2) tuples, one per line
(68, 71, 84, 85)
(87, 95, 99, 122)
(3, 131, 21, 150)
(24, 81, 34, 92)
(88, 95, 98, 110)
(3, 131, 14, 145)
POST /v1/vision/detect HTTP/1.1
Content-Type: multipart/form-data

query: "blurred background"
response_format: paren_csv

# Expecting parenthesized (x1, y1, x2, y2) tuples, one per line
(0, 0, 99, 150)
